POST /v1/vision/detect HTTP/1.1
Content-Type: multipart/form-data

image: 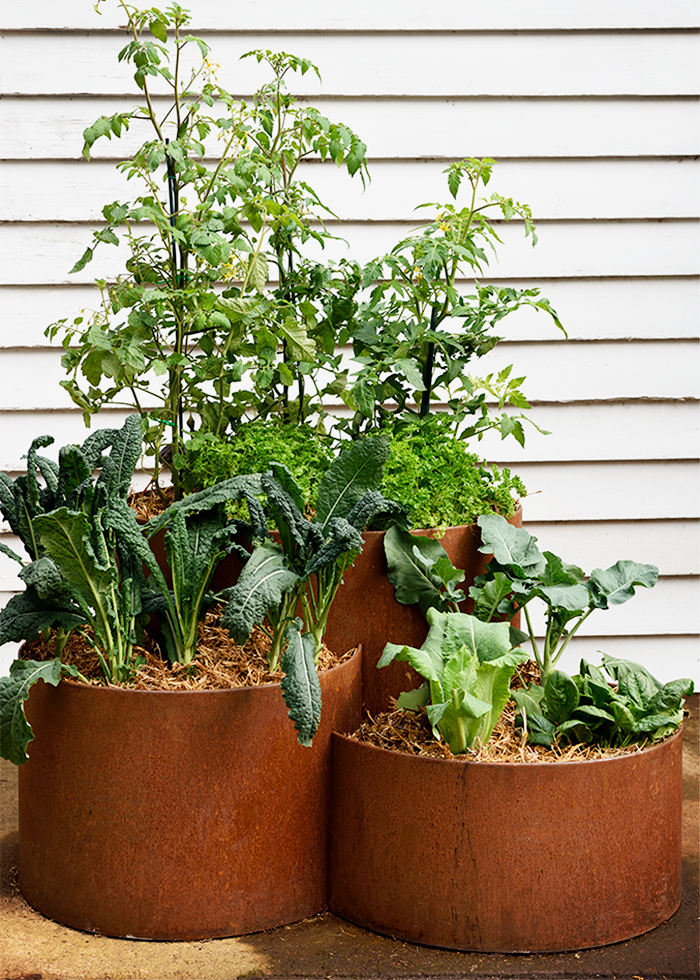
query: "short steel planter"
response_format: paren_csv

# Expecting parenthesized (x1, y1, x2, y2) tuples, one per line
(19, 648, 362, 940)
(329, 727, 683, 952)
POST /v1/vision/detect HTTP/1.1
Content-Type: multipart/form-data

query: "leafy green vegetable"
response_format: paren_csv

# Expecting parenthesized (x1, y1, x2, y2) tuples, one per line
(471, 514, 660, 684)
(379, 607, 528, 754)
(221, 438, 404, 744)
(173, 422, 333, 507)
(379, 414, 525, 529)
(281, 621, 322, 747)
(384, 524, 466, 616)
(513, 657, 693, 748)
(0, 416, 142, 563)
(143, 479, 268, 665)
(0, 659, 79, 764)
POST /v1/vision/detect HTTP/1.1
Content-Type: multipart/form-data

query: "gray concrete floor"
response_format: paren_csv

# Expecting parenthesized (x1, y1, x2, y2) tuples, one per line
(2, 696, 698, 980)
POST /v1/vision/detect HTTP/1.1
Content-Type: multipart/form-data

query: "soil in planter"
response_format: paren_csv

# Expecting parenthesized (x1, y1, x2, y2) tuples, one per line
(353, 661, 660, 764)
(21, 606, 353, 691)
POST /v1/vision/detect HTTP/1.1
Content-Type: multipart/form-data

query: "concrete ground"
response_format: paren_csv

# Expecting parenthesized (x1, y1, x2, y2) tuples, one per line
(2, 696, 698, 980)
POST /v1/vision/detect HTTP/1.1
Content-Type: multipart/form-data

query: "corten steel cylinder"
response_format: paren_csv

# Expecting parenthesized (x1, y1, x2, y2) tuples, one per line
(18, 648, 362, 940)
(325, 510, 522, 716)
(329, 728, 684, 953)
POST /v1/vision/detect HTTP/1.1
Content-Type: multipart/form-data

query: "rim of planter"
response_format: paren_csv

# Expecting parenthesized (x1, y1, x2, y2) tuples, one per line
(329, 726, 683, 953)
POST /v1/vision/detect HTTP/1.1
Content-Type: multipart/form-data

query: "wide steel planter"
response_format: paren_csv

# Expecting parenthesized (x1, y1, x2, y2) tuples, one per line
(329, 727, 683, 952)
(19, 648, 362, 940)
(325, 510, 522, 715)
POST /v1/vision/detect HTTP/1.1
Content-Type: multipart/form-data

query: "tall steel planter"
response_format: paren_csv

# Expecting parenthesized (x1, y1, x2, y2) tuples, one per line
(329, 727, 683, 953)
(19, 648, 362, 940)
(324, 510, 522, 715)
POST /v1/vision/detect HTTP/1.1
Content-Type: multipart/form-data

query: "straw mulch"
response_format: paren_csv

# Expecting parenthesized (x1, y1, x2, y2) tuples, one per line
(21, 608, 353, 691)
(354, 660, 653, 764)
(127, 484, 175, 521)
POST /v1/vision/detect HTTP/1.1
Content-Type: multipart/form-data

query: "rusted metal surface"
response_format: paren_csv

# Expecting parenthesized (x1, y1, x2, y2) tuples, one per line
(328, 728, 684, 953)
(325, 512, 523, 716)
(18, 648, 362, 941)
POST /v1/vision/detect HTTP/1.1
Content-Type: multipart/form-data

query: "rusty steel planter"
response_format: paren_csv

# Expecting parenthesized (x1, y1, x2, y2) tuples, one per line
(325, 509, 522, 716)
(18, 648, 362, 941)
(328, 728, 683, 953)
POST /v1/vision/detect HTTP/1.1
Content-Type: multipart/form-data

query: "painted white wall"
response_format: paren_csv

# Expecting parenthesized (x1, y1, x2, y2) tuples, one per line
(1, 1, 698, 681)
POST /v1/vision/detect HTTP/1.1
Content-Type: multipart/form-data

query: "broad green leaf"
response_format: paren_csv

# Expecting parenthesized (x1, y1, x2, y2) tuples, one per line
(378, 641, 444, 686)
(280, 621, 322, 746)
(536, 583, 590, 613)
(0, 588, 85, 645)
(279, 318, 315, 361)
(33, 508, 115, 618)
(147, 475, 265, 538)
(221, 539, 300, 642)
(397, 682, 430, 711)
(247, 252, 269, 291)
(95, 413, 142, 498)
(645, 677, 694, 715)
(588, 561, 659, 609)
(633, 709, 685, 735)
(0, 659, 79, 765)
(384, 525, 453, 616)
(315, 436, 389, 528)
(544, 671, 580, 725)
(601, 654, 661, 708)
(476, 514, 545, 578)
(523, 709, 558, 746)
(571, 703, 616, 725)
(422, 607, 514, 665)
(542, 551, 585, 587)
(395, 357, 425, 392)
(469, 571, 516, 622)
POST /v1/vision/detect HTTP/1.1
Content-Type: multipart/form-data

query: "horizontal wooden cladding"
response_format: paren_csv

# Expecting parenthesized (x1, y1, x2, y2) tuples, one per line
(2, 33, 698, 98)
(474, 400, 699, 464)
(3, 0, 698, 31)
(524, 520, 699, 576)
(2, 279, 697, 347)
(3, 159, 698, 224)
(2, 220, 698, 286)
(475, 338, 699, 402)
(508, 461, 699, 522)
(548, 636, 698, 685)
(4, 96, 698, 161)
(523, 577, 698, 637)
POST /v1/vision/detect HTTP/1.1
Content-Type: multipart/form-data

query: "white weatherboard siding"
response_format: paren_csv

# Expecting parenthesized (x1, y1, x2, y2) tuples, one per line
(1, 5, 698, 681)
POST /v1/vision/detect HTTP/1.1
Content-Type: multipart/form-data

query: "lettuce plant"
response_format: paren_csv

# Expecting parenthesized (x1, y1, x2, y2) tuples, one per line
(379, 608, 528, 754)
